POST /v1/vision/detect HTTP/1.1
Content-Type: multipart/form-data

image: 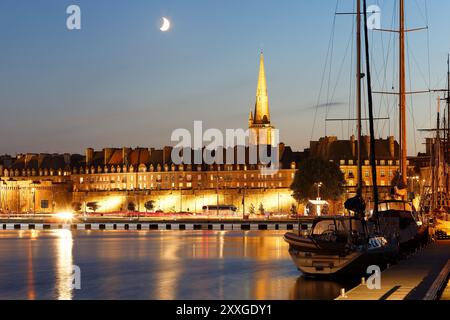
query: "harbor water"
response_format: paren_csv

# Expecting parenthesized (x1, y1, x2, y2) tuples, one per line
(0, 230, 359, 300)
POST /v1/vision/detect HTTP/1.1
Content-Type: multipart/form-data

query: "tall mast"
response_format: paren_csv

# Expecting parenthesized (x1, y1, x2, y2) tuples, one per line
(447, 54, 450, 194)
(363, 0, 379, 214)
(399, 0, 407, 186)
(356, 0, 363, 195)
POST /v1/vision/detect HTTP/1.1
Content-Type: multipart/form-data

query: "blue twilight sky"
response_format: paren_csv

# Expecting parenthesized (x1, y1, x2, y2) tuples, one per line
(0, 0, 449, 155)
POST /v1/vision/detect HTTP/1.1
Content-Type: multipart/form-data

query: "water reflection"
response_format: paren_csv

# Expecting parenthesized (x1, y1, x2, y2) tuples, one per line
(154, 233, 181, 299)
(0, 230, 358, 300)
(289, 276, 359, 300)
(26, 231, 36, 300)
(54, 229, 74, 300)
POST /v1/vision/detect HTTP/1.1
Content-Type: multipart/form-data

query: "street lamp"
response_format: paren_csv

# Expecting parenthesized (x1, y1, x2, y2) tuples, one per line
(216, 174, 223, 217)
(315, 182, 323, 200)
(31, 187, 36, 217)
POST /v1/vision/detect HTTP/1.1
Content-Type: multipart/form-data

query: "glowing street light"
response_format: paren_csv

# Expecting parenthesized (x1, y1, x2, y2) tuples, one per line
(55, 212, 74, 222)
(315, 182, 323, 200)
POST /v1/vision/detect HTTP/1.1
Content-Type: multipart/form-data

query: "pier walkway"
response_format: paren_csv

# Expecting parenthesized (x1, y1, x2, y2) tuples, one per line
(336, 240, 450, 300)
(0, 221, 306, 231)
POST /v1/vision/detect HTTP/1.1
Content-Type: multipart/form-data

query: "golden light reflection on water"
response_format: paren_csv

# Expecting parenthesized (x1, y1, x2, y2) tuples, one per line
(155, 233, 181, 299)
(183, 231, 286, 260)
(54, 229, 74, 300)
(2, 230, 356, 300)
(27, 233, 36, 300)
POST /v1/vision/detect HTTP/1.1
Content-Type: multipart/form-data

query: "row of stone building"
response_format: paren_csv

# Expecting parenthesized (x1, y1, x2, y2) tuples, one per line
(0, 135, 417, 215)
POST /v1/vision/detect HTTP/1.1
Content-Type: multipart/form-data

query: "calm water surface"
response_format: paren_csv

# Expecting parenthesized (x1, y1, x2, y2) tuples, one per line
(0, 230, 358, 300)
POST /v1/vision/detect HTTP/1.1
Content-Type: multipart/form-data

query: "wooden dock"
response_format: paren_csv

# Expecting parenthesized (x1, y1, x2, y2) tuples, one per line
(336, 240, 450, 300)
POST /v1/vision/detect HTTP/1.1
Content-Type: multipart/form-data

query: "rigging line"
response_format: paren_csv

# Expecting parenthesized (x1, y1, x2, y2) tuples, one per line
(348, 1, 356, 139)
(382, 0, 398, 138)
(424, 0, 432, 129)
(375, 5, 389, 131)
(362, 75, 368, 135)
(325, 0, 340, 136)
(310, 0, 339, 141)
(387, 0, 398, 100)
(374, 0, 396, 138)
(413, 0, 428, 25)
(406, 32, 418, 155)
(324, 2, 339, 137)
(370, 25, 389, 137)
(370, 24, 384, 137)
(407, 39, 431, 90)
(326, 26, 355, 121)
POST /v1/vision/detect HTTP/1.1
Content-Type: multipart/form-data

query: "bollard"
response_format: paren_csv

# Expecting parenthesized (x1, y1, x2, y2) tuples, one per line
(361, 278, 366, 285)
(387, 263, 390, 269)
(340, 288, 348, 298)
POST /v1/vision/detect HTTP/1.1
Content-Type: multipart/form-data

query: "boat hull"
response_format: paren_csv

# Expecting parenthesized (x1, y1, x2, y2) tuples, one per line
(284, 233, 396, 277)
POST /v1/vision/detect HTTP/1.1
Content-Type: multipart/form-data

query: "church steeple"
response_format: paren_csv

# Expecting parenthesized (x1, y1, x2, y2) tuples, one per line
(248, 51, 274, 146)
(253, 52, 270, 124)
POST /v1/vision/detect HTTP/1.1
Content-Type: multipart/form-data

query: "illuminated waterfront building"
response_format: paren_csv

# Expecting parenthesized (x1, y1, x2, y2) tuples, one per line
(0, 54, 416, 215)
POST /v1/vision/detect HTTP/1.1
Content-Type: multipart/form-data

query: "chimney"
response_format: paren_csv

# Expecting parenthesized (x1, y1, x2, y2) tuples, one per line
(278, 142, 286, 160)
(389, 136, 395, 158)
(85, 148, 94, 166)
(163, 146, 173, 164)
(63, 153, 71, 166)
(350, 135, 356, 157)
(122, 147, 129, 166)
(104, 148, 114, 166)
(364, 136, 370, 158)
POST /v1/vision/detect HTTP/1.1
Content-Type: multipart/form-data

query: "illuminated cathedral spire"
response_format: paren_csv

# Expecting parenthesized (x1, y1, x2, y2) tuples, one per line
(249, 51, 274, 145)
(249, 52, 271, 125)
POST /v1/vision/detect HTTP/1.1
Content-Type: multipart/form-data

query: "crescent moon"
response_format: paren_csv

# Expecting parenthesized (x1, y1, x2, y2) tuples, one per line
(160, 17, 171, 32)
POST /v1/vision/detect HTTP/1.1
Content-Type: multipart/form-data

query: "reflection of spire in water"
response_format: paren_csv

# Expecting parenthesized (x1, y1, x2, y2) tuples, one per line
(27, 230, 38, 300)
(155, 235, 181, 299)
(218, 231, 225, 259)
(55, 229, 74, 300)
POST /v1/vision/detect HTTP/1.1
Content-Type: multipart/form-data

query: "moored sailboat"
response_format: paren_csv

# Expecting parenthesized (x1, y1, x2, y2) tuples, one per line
(284, 0, 399, 277)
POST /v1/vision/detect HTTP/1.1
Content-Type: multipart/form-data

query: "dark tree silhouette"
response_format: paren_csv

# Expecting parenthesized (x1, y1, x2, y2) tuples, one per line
(290, 157, 345, 204)
(144, 200, 155, 212)
(127, 202, 136, 212)
(86, 202, 100, 213)
(72, 202, 82, 212)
